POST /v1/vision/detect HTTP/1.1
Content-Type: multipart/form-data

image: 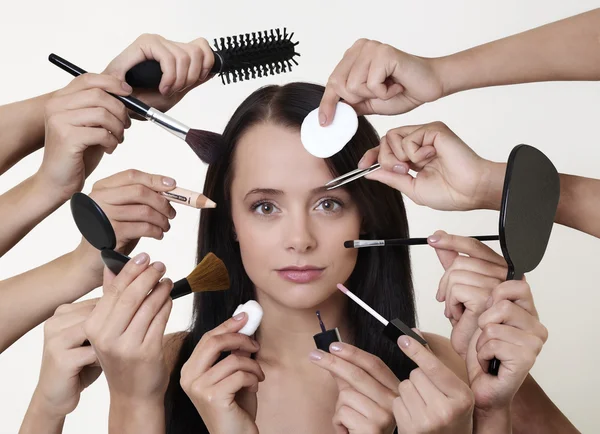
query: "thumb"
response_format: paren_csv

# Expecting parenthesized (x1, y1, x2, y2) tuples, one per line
(428, 231, 458, 270)
(434, 247, 459, 271)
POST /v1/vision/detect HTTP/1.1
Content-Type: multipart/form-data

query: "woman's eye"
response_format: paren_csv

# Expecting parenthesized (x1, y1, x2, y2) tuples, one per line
(316, 199, 342, 212)
(253, 202, 279, 215)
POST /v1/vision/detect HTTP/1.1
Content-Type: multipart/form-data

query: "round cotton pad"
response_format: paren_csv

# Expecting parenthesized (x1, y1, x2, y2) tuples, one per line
(301, 102, 359, 158)
(233, 300, 264, 336)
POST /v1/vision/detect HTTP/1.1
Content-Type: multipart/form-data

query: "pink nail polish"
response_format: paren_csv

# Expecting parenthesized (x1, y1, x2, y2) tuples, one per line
(152, 262, 166, 272)
(330, 343, 342, 352)
(309, 351, 323, 361)
(162, 177, 176, 187)
(393, 165, 408, 174)
(233, 312, 245, 321)
(122, 82, 133, 93)
(319, 112, 327, 126)
(133, 252, 149, 265)
(397, 336, 410, 348)
(428, 234, 440, 243)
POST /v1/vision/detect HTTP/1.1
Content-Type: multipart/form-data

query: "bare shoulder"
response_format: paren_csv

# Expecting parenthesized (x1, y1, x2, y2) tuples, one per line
(422, 332, 468, 384)
(163, 332, 189, 372)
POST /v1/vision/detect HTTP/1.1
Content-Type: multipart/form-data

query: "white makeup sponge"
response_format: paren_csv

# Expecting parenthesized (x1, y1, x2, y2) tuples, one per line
(233, 300, 264, 336)
(301, 102, 359, 158)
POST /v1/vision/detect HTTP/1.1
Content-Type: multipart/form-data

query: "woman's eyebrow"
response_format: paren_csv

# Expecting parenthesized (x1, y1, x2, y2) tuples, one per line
(244, 186, 350, 200)
(244, 188, 284, 200)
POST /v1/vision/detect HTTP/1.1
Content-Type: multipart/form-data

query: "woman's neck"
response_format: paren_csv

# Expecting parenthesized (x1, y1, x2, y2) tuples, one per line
(253, 290, 351, 369)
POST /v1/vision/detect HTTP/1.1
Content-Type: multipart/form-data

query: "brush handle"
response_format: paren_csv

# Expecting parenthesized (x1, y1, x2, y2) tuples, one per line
(49, 54, 151, 117)
(170, 278, 192, 300)
(125, 52, 223, 89)
(386, 235, 499, 246)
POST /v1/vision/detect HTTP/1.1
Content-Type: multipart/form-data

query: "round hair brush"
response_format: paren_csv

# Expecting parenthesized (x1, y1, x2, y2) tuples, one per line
(125, 28, 300, 87)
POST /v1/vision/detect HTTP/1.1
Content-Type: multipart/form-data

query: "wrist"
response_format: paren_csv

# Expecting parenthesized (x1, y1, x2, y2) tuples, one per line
(109, 395, 165, 433)
(474, 406, 512, 434)
(28, 390, 67, 422)
(30, 170, 70, 206)
(476, 160, 506, 211)
(431, 54, 461, 98)
(70, 241, 104, 284)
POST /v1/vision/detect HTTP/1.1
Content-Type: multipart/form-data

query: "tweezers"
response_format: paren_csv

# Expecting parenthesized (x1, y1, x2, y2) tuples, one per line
(325, 163, 381, 190)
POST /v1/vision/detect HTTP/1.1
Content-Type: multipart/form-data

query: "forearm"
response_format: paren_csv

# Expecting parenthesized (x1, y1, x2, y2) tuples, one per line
(554, 174, 600, 238)
(436, 8, 600, 96)
(109, 397, 165, 434)
(19, 394, 65, 434)
(0, 93, 53, 175)
(480, 162, 600, 238)
(510, 375, 579, 433)
(0, 247, 103, 353)
(0, 174, 64, 257)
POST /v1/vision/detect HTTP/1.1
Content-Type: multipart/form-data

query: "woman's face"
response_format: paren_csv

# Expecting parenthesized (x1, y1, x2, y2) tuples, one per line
(230, 122, 361, 309)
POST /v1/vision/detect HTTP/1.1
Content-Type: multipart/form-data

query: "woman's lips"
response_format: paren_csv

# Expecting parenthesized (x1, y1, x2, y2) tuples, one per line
(276, 267, 325, 283)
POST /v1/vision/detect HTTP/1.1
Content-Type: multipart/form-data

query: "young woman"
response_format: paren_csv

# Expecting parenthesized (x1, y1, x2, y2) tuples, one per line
(82, 82, 550, 434)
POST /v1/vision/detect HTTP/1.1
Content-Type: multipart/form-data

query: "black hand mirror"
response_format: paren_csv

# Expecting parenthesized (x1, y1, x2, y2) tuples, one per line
(488, 144, 560, 375)
(70, 192, 131, 274)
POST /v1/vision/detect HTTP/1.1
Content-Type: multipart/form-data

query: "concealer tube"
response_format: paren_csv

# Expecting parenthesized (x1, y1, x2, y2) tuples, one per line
(161, 187, 216, 209)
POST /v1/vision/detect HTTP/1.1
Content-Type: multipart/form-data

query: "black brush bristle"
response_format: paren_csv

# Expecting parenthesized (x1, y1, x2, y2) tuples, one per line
(126, 28, 300, 88)
(185, 129, 224, 165)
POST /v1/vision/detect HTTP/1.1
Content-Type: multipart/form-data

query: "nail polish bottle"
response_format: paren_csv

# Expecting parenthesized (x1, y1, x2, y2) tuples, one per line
(313, 311, 342, 352)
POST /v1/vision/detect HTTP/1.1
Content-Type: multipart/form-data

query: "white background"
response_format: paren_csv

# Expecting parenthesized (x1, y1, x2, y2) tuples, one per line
(0, 1, 598, 432)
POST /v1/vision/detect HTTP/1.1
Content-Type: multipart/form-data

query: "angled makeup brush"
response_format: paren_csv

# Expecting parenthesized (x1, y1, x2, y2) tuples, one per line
(170, 252, 230, 299)
(48, 53, 223, 164)
(344, 235, 499, 249)
(126, 28, 301, 87)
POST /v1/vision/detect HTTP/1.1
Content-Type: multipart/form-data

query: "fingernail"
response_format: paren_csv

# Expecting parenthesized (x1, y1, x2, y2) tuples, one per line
(357, 156, 365, 167)
(162, 177, 176, 187)
(330, 343, 343, 352)
(397, 336, 410, 348)
(133, 252, 149, 265)
(233, 312, 246, 321)
(319, 112, 327, 126)
(162, 85, 171, 95)
(152, 262, 166, 272)
(252, 339, 260, 348)
(169, 208, 177, 219)
(309, 350, 323, 361)
(425, 151, 435, 159)
(428, 234, 440, 243)
(486, 296, 493, 309)
(393, 165, 408, 174)
(122, 82, 133, 93)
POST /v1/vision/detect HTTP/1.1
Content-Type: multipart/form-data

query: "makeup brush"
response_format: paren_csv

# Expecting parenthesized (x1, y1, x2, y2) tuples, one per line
(170, 252, 230, 299)
(337, 283, 428, 346)
(345, 235, 499, 249)
(125, 28, 301, 87)
(48, 54, 223, 165)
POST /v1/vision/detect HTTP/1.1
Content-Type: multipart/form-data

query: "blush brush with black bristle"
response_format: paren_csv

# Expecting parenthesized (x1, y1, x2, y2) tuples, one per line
(125, 28, 301, 87)
(49, 53, 224, 165)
